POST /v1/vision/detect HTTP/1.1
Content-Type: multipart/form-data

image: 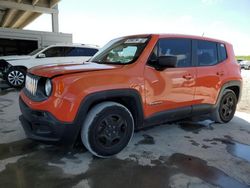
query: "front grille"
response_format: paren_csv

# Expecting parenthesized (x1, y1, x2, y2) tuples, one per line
(25, 75, 38, 95)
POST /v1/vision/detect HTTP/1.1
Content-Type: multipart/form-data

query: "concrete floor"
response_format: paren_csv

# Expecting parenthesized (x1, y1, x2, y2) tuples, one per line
(0, 71, 250, 188)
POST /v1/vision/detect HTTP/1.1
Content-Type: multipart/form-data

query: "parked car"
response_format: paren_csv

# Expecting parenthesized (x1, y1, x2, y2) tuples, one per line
(240, 60, 250, 70)
(19, 34, 242, 158)
(0, 44, 99, 87)
(237, 59, 244, 68)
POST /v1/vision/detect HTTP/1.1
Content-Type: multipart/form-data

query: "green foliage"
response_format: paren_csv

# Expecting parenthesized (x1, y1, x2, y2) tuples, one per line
(236, 56, 250, 61)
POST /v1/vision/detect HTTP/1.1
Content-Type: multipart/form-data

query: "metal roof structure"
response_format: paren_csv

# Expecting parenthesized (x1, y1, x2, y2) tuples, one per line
(0, 0, 60, 32)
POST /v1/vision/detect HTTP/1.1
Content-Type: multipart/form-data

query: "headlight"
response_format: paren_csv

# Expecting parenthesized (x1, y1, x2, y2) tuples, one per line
(45, 79, 52, 96)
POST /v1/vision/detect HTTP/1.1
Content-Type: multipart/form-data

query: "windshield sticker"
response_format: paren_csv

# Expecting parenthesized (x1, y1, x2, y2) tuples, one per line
(125, 38, 148, 44)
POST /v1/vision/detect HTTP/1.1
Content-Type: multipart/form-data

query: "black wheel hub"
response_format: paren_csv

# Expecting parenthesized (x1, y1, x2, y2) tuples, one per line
(96, 114, 127, 148)
(220, 94, 235, 121)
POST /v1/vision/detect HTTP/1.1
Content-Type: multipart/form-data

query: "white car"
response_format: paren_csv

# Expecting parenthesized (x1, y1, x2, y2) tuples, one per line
(0, 44, 99, 87)
(241, 60, 250, 70)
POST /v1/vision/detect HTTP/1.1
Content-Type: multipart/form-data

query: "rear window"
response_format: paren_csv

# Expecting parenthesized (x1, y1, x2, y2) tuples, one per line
(218, 43, 227, 62)
(197, 40, 218, 66)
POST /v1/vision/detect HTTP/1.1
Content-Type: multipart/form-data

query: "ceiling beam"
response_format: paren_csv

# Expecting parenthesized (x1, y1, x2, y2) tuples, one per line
(50, 0, 60, 8)
(9, 10, 26, 28)
(0, 1, 58, 14)
(0, 9, 15, 27)
(17, 12, 41, 29)
(32, 0, 40, 6)
(0, 10, 5, 17)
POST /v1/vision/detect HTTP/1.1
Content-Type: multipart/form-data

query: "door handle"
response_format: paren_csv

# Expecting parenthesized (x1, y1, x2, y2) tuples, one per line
(183, 74, 193, 80)
(216, 71, 224, 76)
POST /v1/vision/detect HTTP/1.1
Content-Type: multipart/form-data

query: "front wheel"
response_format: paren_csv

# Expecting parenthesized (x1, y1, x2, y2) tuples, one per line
(6, 67, 26, 88)
(81, 102, 134, 158)
(211, 89, 237, 123)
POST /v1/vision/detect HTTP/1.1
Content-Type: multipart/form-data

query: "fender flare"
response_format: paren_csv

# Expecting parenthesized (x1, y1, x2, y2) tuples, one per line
(214, 80, 242, 109)
(72, 88, 145, 142)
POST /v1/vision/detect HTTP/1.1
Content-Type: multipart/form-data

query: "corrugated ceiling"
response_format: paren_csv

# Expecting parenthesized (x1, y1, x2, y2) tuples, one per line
(0, 0, 60, 29)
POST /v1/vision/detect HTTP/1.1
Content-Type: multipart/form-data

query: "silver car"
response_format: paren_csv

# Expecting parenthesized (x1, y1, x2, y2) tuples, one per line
(241, 60, 250, 70)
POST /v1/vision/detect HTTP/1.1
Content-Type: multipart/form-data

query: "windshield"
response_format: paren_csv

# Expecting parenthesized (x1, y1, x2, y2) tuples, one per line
(90, 37, 149, 64)
(28, 47, 45, 56)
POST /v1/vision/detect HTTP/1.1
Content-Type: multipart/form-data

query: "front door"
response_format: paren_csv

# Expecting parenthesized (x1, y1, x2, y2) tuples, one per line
(35, 47, 64, 67)
(144, 38, 196, 118)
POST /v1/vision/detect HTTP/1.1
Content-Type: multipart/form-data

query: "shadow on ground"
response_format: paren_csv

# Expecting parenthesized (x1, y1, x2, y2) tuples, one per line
(0, 80, 20, 96)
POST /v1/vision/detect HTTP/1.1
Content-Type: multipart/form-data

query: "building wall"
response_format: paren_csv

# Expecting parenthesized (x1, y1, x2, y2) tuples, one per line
(0, 27, 72, 48)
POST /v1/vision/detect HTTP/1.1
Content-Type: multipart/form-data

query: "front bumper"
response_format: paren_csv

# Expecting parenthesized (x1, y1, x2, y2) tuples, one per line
(0, 60, 10, 79)
(19, 97, 80, 146)
(0, 68, 5, 79)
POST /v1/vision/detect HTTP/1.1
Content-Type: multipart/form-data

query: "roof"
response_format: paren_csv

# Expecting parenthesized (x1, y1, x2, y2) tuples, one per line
(0, 0, 60, 29)
(50, 43, 100, 49)
(156, 33, 229, 44)
(124, 33, 229, 45)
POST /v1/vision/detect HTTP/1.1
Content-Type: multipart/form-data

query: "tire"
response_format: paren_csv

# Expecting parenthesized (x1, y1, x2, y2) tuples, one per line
(6, 67, 26, 88)
(81, 101, 134, 158)
(211, 89, 237, 123)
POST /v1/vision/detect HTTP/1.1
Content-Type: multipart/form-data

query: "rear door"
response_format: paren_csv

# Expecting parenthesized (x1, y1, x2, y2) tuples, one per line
(144, 38, 196, 118)
(193, 40, 228, 105)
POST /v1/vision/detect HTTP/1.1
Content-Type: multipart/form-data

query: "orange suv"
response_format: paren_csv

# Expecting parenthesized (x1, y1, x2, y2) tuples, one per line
(19, 34, 242, 157)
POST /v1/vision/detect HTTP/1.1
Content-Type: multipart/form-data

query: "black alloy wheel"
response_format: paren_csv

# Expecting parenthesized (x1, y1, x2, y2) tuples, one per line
(95, 114, 128, 149)
(218, 90, 237, 123)
(81, 102, 134, 158)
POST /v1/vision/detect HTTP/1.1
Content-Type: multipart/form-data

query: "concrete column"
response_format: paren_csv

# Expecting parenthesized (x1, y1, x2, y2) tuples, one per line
(52, 5, 59, 32)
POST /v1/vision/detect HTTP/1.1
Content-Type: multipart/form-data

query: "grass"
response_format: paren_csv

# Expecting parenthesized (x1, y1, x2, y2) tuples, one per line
(236, 56, 250, 61)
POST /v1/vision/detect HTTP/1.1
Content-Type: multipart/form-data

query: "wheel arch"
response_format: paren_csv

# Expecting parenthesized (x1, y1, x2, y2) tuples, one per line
(9, 65, 28, 71)
(73, 89, 145, 145)
(226, 86, 240, 101)
(216, 80, 242, 107)
(76, 89, 144, 129)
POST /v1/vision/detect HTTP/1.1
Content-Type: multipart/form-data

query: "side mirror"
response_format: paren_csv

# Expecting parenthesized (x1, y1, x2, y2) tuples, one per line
(158, 55, 177, 68)
(37, 53, 46, 58)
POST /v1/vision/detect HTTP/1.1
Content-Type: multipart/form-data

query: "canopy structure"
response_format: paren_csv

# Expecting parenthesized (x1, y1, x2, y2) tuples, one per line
(0, 0, 60, 32)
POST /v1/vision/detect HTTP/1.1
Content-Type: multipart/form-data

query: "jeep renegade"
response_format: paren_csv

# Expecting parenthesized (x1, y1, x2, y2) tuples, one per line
(19, 34, 242, 157)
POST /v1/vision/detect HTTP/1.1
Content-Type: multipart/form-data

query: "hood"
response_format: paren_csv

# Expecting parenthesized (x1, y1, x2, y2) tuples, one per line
(0, 55, 32, 61)
(29, 62, 123, 78)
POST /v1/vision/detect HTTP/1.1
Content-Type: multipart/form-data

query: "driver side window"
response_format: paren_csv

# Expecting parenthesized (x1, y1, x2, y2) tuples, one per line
(148, 38, 192, 68)
(42, 47, 64, 58)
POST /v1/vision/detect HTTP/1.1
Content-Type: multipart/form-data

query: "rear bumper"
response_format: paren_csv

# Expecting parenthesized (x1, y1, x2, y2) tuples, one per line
(244, 65, 250, 69)
(19, 97, 80, 146)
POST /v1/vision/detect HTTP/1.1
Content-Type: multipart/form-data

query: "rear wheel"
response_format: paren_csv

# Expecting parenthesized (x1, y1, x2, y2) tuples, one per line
(6, 67, 26, 88)
(81, 101, 134, 158)
(211, 89, 237, 123)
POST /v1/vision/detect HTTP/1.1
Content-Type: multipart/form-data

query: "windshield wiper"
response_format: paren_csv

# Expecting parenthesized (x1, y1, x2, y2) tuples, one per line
(89, 60, 101, 64)
(105, 62, 121, 65)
